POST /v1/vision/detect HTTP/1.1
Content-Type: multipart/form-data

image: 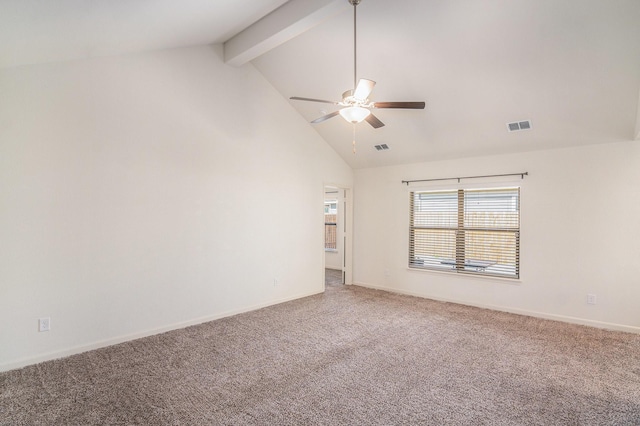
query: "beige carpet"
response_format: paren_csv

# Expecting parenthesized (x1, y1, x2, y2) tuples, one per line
(325, 268, 343, 287)
(1, 283, 640, 425)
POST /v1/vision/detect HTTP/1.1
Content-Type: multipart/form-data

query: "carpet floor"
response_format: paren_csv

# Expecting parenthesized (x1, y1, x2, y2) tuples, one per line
(1, 281, 640, 425)
(325, 268, 343, 287)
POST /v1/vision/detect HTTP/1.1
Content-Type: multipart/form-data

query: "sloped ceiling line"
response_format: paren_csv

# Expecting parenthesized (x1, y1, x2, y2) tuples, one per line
(635, 89, 640, 140)
(224, 0, 348, 67)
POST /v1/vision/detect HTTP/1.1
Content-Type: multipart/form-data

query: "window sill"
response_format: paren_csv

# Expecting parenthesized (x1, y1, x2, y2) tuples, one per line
(406, 266, 522, 284)
(325, 249, 338, 253)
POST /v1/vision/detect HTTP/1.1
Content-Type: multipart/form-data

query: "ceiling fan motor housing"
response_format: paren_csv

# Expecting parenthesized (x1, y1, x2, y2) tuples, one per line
(342, 89, 368, 107)
(342, 89, 354, 100)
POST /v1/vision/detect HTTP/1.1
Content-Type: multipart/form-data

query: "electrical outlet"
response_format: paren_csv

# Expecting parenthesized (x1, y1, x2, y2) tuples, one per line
(587, 294, 597, 305)
(273, 278, 279, 287)
(38, 317, 51, 332)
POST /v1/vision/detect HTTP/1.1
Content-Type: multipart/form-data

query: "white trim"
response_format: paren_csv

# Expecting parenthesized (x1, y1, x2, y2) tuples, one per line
(405, 266, 522, 284)
(353, 282, 640, 335)
(0, 290, 323, 373)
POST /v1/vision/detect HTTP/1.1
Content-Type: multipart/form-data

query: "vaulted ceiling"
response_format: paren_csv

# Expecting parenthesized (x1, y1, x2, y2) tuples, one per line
(2, 0, 639, 169)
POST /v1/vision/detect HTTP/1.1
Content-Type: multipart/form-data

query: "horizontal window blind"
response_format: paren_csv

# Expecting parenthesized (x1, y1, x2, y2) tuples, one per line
(325, 218, 337, 249)
(409, 187, 520, 278)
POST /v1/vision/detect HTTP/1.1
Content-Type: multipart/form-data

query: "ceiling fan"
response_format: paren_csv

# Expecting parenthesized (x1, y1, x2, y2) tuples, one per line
(290, 0, 425, 129)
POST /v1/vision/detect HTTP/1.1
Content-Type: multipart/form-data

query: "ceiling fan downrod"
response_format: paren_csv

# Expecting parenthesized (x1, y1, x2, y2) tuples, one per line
(349, 0, 361, 90)
(350, 0, 361, 155)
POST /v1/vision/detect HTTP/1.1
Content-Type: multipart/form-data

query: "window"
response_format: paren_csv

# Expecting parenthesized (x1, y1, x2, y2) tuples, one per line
(324, 202, 337, 214)
(325, 201, 338, 250)
(409, 187, 520, 278)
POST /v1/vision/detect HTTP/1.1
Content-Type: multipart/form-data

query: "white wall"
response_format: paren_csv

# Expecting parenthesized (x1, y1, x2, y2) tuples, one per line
(324, 247, 343, 270)
(0, 45, 353, 371)
(353, 140, 640, 332)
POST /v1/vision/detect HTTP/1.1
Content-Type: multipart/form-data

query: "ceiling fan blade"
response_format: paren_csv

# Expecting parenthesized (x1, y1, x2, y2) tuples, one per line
(353, 79, 376, 100)
(365, 113, 385, 129)
(290, 96, 339, 105)
(311, 111, 340, 124)
(373, 101, 426, 109)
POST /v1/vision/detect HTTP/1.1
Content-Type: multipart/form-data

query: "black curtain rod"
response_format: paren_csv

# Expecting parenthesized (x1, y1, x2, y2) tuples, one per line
(402, 172, 528, 185)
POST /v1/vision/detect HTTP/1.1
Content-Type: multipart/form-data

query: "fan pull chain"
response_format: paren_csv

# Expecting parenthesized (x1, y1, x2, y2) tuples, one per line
(352, 124, 357, 154)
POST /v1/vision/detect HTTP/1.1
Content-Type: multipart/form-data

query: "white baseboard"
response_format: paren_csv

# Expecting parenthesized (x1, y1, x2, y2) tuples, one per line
(354, 282, 640, 334)
(0, 290, 323, 373)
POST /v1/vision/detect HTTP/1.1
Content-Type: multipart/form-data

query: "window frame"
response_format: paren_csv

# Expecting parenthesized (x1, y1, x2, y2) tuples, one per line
(408, 186, 521, 279)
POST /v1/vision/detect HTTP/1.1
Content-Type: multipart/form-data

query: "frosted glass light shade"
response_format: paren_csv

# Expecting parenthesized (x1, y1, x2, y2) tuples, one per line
(339, 106, 371, 123)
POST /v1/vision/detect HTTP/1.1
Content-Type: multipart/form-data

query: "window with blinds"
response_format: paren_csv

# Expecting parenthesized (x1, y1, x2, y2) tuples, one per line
(409, 187, 520, 278)
(325, 201, 337, 250)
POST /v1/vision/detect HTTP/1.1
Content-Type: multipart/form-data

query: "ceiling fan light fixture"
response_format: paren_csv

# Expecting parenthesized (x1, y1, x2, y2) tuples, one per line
(339, 106, 371, 123)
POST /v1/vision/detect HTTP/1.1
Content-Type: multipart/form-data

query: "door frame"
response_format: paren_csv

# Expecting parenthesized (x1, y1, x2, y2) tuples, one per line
(323, 184, 353, 285)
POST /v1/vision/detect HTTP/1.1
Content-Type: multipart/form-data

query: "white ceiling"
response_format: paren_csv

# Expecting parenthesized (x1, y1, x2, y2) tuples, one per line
(0, 0, 288, 68)
(2, 0, 640, 169)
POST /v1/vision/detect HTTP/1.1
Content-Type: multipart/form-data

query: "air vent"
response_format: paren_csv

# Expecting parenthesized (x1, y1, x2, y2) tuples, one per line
(374, 144, 390, 151)
(507, 120, 532, 132)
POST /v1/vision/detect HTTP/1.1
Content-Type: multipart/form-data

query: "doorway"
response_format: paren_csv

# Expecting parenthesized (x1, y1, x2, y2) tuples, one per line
(324, 185, 352, 287)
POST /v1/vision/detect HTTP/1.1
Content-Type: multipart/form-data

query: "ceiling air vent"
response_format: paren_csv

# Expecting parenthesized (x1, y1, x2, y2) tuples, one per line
(507, 120, 532, 132)
(374, 144, 390, 151)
